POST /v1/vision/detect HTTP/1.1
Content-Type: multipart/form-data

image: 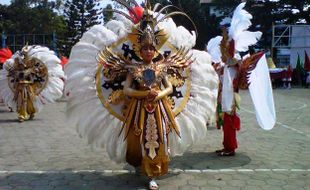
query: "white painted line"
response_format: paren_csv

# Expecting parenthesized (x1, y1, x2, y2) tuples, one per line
(218, 169, 235, 172)
(0, 169, 309, 175)
(290, 169, 308, 172)
(240, 107, 309, 138)
(289, 103, 307, 111)
(112, 170, 131, 173)
(254, 169, 271, 172)
(272, 169, 289, 172)
(183, 169, 201, 173)
(237, 169, 255, 172)
(201, 170, 219, 173)
(240, 107, 255, 114)
(73, 170, 96, 173)
(102, 170, 113, 173)
(170, 169, 183, 173)
(276, 122, 305, 135)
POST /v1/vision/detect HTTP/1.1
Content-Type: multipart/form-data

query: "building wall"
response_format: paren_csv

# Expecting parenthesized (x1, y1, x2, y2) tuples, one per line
(290, 25, 310, 68)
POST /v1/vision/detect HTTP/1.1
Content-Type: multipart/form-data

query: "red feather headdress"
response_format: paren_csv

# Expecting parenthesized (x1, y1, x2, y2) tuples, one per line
(0, 48, 13, 64)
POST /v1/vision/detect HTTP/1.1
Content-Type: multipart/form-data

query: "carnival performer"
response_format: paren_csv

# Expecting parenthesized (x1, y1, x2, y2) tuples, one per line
(65, 0, 218, 189)
(0, 48, 13, 105)
(0, 45, 65, 122)
(207, 2, 276, 156)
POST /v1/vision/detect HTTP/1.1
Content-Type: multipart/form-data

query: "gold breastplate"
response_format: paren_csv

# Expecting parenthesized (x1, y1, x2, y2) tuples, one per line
(130, 62, 166, 88)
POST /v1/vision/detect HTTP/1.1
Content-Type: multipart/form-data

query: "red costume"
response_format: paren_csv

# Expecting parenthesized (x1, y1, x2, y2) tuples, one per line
(208, 2, 276, 157)
(222, 113, 240, 153)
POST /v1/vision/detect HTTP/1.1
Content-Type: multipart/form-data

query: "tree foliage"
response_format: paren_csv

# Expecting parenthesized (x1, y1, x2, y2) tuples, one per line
(211, 0, 310, 48)
(0, 0, 65, 34)
(63, 0, 100, 55)
(149, 0, 222, 50)
(0, 0, 66, 54)
(1, 0, 308, 55)
(104, 0, 142, 24)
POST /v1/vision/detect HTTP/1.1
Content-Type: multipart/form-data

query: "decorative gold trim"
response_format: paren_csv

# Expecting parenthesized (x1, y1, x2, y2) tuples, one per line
(96, 38, 191, 120)
(95, 64, 125, 121)
(7, 57, 49, 95)
(33, 58, 49, 95)
(164, 41, 191, 116)
(173, 67, 191, 116)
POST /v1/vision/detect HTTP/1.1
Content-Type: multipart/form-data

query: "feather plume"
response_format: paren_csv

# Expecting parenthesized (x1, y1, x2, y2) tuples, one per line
(228, 2, 262, 52)
(207, 36, 223, 63)
(65, 10, 218, 162)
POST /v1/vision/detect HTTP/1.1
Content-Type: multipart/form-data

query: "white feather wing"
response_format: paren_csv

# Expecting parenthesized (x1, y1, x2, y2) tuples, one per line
(207, 36, 223, 63)
(170, 50, 219, 156)
(66, 16, 218, 161)
(158, 17, 196, 49)
(229, 2, 262, 52)
(248, 54, 276, 130)
(0, 58, 16, 109)
(65, 24, 127, 163)
(229, 2, 252, 39)
(235, 31, 262, 52)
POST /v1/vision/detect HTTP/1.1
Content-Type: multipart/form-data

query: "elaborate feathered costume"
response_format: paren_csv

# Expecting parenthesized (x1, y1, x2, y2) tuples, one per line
(65, 0, 218, 188)
(207, 2, 276, 156)
(0, 45, 65, 121)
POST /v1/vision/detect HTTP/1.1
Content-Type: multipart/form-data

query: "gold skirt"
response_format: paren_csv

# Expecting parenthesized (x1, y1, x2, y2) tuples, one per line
(14, 84, 36, 120)
(123, 97, 179, 177)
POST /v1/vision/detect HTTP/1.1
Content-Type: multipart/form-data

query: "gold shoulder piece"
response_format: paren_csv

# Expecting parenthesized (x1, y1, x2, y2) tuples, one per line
(164, 47, 194, 69)
(97, 47, 131, 80)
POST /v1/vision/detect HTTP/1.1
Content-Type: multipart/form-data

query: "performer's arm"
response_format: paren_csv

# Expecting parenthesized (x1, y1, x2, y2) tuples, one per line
(154, 76, 173, 101)
(123, 74, 149, 98)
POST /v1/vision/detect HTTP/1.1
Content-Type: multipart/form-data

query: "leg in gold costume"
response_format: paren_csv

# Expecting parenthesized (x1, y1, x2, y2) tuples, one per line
(15, 84, 36, 122)
(125, 99, 171, 179)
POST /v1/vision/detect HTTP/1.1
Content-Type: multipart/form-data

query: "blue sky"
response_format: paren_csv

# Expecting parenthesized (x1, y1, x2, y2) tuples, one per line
(0, 0, 10, 5)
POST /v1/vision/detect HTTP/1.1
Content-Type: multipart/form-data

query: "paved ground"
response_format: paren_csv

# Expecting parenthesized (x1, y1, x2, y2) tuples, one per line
(0, 88, 309, 190)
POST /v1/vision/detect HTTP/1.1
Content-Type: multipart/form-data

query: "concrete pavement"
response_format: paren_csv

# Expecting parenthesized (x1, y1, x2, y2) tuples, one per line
(0, 89, 309, 190)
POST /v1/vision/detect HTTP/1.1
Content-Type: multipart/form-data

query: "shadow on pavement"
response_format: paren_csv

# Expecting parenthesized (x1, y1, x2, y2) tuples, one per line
(171, 152, 251, 170)
(0, 172, 152, 190)
(0, 118, 46, 124)
(0, 119, 18, 123)
(0, 108, 13, 113)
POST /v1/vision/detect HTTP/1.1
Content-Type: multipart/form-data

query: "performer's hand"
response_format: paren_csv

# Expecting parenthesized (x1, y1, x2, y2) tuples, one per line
(230, 106, 237, 115)
(146, 90, 158, 102)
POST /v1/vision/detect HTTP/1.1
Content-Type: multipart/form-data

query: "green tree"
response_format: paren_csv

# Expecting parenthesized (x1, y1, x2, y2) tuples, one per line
(274, 0, 309, 23)
(149, 0, 221, 50)
(63, 0, 100, 55)
(0, 0, 66, 52)
(211, 0, 310, 48)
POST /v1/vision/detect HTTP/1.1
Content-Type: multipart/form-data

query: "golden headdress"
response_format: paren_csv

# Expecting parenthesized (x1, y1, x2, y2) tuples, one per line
(106, 0, 197, 59)
(13, 43, 30, 67)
